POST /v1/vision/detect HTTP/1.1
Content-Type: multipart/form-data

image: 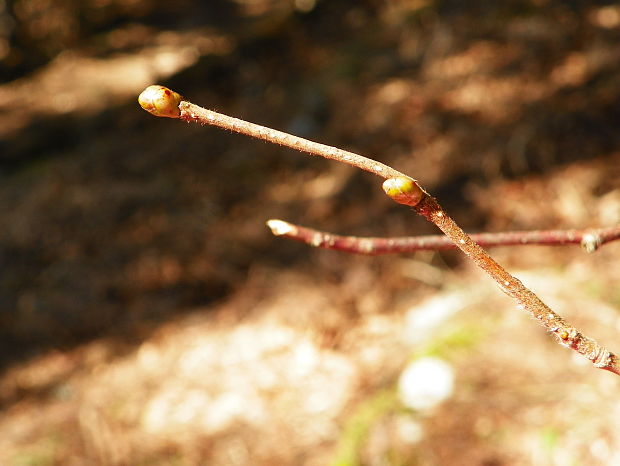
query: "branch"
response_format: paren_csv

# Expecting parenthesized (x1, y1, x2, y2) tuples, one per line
(138, 85, 620, 376)
(266, 220, 620, 254)
(137, 85, 412, 180)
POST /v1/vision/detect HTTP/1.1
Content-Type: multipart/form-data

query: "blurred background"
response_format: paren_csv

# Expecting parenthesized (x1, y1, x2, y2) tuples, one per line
(1, 0, 620, 464)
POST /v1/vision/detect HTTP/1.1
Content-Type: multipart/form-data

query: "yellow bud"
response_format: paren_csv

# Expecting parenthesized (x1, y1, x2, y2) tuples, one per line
(382, 176, 425, 207)
(138, 85, 182, 118)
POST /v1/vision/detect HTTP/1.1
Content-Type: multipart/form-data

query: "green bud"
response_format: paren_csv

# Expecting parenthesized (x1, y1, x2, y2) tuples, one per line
(382, 176, 425, 207)
(138, 85, 182, 118)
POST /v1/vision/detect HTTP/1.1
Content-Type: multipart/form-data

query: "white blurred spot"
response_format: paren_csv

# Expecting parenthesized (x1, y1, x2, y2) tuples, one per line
(398, 357, 454, 412)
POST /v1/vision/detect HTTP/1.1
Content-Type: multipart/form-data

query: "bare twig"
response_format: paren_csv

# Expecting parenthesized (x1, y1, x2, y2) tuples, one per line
(410, 193, 619, 376)
(138, 85, 620, 376)
(137, 85, 414, 181)
(266, 220, 620, 254)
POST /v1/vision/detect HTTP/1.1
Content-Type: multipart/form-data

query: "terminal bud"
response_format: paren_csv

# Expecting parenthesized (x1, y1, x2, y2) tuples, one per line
(138, 85, 182, 118)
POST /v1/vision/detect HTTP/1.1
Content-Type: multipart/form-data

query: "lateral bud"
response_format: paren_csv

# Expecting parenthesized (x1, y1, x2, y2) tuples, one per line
(382, 176, 425, 207)
(138, 85, 182, 118)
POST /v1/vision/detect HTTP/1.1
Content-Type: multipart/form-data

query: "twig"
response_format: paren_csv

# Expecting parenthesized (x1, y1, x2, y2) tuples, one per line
(137, 85, 413, 180)
(138, 85, 620, 376)
(412, 192, 618, 375)
(266, 220, 620, 254)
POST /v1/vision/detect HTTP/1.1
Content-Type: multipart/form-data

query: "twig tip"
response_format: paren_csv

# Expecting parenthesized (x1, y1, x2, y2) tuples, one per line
(266, 219, 295, 236)
(138, 85, 182, 118)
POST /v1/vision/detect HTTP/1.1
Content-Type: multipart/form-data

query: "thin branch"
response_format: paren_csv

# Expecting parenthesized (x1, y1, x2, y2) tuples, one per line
(413, 194, 619, 376)
(136, 85, 412, 180)
(266, 220, 620, 254)
(138, 85, 620, 376)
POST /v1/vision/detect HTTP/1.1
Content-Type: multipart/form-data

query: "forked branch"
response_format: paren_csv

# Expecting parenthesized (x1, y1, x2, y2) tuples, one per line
(138, 84, 620, 376)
